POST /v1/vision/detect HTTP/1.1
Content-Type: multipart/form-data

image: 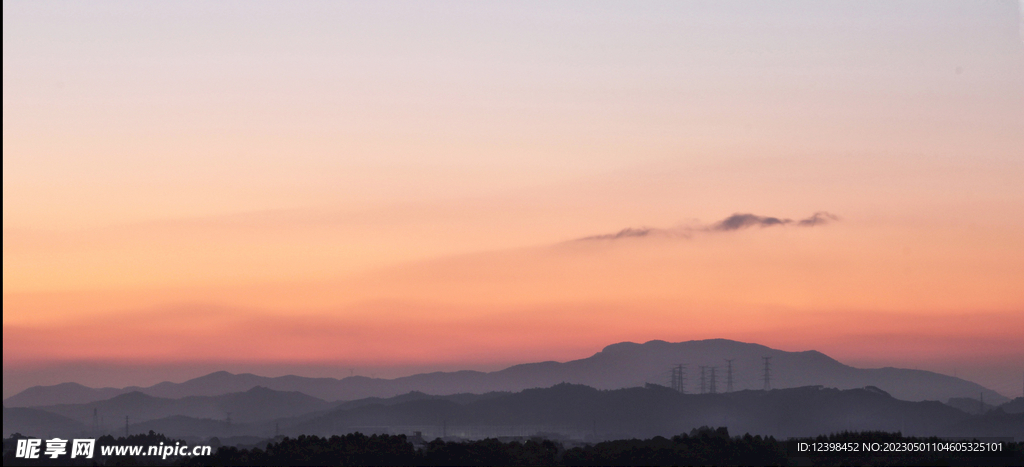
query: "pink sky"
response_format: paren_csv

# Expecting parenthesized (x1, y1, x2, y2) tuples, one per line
(4, 1, 1023, 399)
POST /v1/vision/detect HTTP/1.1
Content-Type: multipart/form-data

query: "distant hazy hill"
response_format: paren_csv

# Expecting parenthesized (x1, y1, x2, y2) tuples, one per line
(278, 383, 1024, 442)
(4, 340, 1008, 407)
(332, 390, 511, 411)
(999, 397, 1024, 414)
(32, 386, 331, 427)
(4, 382, 125, 408)
(3, 407, 86, 438)
(7, 385, 1022, 442)
(946, 396, 998, 415)
(280, 384, 1024, 441)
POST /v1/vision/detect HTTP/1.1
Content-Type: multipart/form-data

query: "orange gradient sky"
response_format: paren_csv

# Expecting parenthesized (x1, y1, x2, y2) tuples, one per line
(4, 1, 1024, 399)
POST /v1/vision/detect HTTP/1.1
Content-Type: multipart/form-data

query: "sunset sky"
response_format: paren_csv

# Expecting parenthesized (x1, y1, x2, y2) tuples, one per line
(4, 1, 1023, 399)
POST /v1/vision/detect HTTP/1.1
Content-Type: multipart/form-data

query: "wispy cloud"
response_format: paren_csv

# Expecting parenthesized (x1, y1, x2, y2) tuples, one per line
(796, 211, 840, 227)
(577, 212, 839, 241)
(577, 227, 657, 241)
(710, 213, 790, 231)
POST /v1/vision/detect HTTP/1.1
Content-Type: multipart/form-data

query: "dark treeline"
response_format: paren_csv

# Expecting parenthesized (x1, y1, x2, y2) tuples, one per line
(187, 428, 1023, 466)
(5, 428, 1022, 466)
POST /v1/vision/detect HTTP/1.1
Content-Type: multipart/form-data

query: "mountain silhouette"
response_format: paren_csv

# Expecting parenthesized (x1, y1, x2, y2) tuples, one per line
(6, 384, 1021, 441)
(24, 386, 330, 430)
(3, 407, 86, 438)
(946, 396, 998, 415)
(291, 384, 1022, 441)
(4, 340, 1008, 408)
(4, 382, 125, 408)
(999, 397, 1024, 414)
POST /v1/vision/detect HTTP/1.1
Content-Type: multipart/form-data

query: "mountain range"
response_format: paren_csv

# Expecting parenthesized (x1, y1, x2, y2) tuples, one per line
(25, 386, 330, 427)
(5, 384, 1022, 442)
(290, 383, 1024, 441)
(4, 339, 1007, 408)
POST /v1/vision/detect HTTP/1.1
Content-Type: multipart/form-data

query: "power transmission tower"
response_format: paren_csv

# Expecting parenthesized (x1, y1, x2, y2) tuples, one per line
(725, 359, 734, 393)
(762, 356, 772, 391)
(699, 366, 707, 394)
(669, 364, 687, 393)
(709, 367, 718, 394)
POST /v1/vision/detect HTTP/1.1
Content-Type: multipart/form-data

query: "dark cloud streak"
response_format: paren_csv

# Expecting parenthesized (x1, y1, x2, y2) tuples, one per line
(578, 227, 656, 241)
(576, 211, 838, 241)
(797, 211, 840, 227)
(710, 213, 791, 231)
